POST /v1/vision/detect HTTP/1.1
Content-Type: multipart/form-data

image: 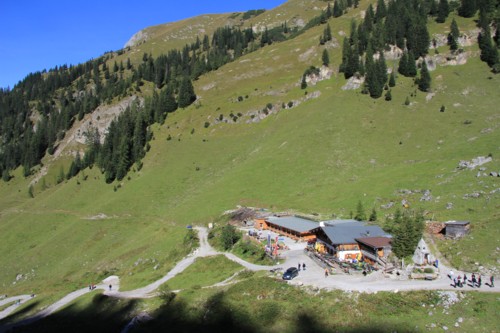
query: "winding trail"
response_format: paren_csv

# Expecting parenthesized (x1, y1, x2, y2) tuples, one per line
(1, 227, 498, 332)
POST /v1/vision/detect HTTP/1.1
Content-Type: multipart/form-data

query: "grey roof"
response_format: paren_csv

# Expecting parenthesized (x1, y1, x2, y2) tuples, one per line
(323, 219, 364, 226)
(265, 216, 319, 233)
(322, 223, 390, 245)
(445, 220, 470, 226)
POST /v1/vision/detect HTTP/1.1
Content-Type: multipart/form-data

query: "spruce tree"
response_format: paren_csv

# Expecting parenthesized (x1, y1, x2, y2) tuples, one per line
(418, 60, 431, 92)
(322, 49, 330, 66)
(354, 200, 366, 221)
(398, 51, 409, 76)
(436, 0, 449, 23)
(458, 0, 477, 18)
(407, 51, 417, 77)
(389, 71, 396, 87)
(177, 77, 196, 108)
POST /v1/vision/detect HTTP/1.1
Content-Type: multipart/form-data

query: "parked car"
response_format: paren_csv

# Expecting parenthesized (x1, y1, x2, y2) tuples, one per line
(282, 267, 299, 280)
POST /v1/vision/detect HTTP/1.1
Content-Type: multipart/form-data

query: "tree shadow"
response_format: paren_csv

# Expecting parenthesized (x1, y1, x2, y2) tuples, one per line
(3, 292, 421, 333)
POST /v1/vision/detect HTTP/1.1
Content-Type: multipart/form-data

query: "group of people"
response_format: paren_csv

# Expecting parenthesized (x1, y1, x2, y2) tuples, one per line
(449, 271, 494, 288)
(298, 262, 306, 271)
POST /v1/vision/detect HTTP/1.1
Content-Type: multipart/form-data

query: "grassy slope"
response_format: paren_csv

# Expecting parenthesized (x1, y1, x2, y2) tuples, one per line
(0, 0, 499, 317)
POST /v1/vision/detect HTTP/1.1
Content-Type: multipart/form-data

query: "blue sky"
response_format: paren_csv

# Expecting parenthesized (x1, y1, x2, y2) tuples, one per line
(0, 1, 285, 89)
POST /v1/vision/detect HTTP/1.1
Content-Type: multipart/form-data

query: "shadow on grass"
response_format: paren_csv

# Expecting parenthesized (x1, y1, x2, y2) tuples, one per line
(0, 300, 40, 325)
(3, 293, 419, 333)
(3, 294, 137, 333)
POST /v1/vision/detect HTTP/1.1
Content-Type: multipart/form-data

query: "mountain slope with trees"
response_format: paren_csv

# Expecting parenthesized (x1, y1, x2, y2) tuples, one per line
(0, 0, 499, 327)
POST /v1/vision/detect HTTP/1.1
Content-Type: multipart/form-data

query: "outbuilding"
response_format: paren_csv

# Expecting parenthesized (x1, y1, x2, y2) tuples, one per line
(444, 220, 470, 238)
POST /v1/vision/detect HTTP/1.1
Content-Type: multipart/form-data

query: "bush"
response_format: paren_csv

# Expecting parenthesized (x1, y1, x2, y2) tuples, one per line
(204, 122, 210, 128)
(424, 268, 434, 274)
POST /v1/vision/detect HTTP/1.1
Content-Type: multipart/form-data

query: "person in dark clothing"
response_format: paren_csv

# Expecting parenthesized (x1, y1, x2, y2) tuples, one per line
(490, 276, 494, 287)
(298, 263, 301, 271)
(109, 284, 112, 291)
(302, 263, 306, 271)
(478, 276, 482, 288)
(471, 274, 476, 287)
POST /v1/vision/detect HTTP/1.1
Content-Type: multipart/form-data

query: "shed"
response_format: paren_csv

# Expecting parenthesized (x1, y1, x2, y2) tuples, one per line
(444, 220, 470, 238)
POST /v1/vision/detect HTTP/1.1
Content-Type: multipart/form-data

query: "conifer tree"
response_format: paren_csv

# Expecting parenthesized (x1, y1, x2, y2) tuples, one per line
(354, 200, 366, 221)
(436, 0, 449, 23)
(322, 49, 330, 67)
(458, 0, 477, 18)
(333, 0, 343, 18)
(418, 60, 431, 92)
(407, 51, 417, 77)
(177, 77, 196, 108)
(389, 71, 396, 87)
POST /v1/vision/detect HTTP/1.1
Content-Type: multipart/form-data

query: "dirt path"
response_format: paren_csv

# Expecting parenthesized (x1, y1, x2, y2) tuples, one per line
(2, 227, 498, 332)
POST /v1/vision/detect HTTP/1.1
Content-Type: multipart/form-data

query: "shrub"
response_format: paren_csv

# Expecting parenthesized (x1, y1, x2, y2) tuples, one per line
(424, 268, 434, 274)
(204, 122, 210, 128)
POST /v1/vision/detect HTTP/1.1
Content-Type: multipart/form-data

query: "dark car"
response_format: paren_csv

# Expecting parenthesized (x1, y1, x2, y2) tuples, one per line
(282, 267, 299, 280)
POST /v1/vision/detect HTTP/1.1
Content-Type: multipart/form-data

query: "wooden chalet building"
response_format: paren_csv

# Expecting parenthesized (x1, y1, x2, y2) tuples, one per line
(315, 220, 391, 261)
(355, 237, 392, 266)
(254, 216, 318, 241)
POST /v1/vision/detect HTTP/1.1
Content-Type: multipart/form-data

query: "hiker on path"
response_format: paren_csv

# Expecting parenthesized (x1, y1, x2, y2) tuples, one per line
(449, 270, 454, 280)
(302, 263, 306, 271)
(472, 274, 477, 287)
(109, 284, 112, 291)
(298, 263, 301, 271)
(490, 276, 495, 287)
(453, 278, 457, 288)
(463, 274, 467, 282)
(478, 276, 482, 288)
(324, 268, 329, 278)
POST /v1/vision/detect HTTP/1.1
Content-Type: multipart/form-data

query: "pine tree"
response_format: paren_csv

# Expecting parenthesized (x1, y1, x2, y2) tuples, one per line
(418, 60, 431, 92)
(479, 29, 499, 67)
(436, 0, 449, 23)
(407, 51, 417, 77)
(398, 51, 409, 76)
(177, 77, 196, 108)
(301, 75, 307, 89)
(385, 89, 392, 101)
(369, 207, 378, 221)
(354, 200, 366, 221)
(322, 49, 330, 66)
(447, 19, 460, 51)
(389, 71, 396, 87)
(375, 0, 387, 23)
(333, 0, 343, 18)
(458, 0, 477, 18)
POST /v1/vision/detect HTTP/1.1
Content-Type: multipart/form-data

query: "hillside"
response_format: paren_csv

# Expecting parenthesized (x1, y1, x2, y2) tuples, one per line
(0, 0, 499, 330)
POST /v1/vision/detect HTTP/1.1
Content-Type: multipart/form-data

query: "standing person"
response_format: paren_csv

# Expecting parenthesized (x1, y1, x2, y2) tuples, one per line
(298, 263, 301, 271)
(449, 270, 454, 280)
(324, 268, 329, 278)
(472, 274, 476, 287)
(478, 276, 482, 288)
(490, 275, 494, 287)
(109, 284, 112, 291)
(303, 263, 306, 271)
(453, 277, 457, 288)
(457, 276, 462, 288)
(463, 274, 467, 283)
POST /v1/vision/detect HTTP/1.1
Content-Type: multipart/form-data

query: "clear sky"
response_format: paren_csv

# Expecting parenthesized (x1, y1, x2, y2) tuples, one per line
(0, 1, 286, 89)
